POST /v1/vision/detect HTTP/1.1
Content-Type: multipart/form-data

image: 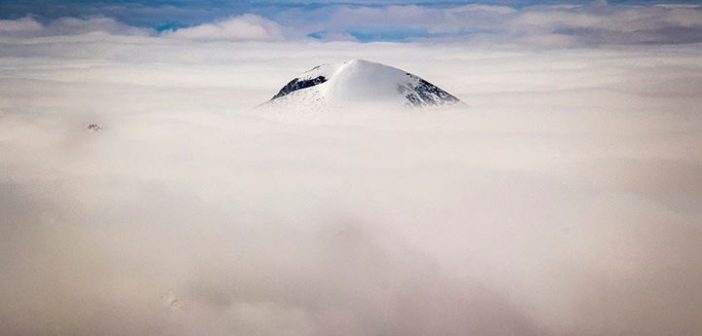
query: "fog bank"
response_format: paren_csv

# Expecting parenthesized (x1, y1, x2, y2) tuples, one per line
(1, 37, 702, 335)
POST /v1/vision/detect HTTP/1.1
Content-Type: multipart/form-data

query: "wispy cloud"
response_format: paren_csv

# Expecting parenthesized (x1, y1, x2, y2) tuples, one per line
(0, 16, 150, 38)
(162, 14, 286, 41)
(288, 3, 702, 45)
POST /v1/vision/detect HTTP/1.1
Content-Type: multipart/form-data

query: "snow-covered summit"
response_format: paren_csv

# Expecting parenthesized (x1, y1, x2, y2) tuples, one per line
(265, 59, 462, 111)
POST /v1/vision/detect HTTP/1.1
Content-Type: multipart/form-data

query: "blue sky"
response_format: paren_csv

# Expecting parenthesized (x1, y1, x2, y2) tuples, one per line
(1, 0, 701, 43)
(2, 1, 699, 24)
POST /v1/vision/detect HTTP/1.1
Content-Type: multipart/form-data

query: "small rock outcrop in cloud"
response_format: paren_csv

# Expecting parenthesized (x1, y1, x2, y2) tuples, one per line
(87, 123, 103, 132)
(263, 59, 462, 111)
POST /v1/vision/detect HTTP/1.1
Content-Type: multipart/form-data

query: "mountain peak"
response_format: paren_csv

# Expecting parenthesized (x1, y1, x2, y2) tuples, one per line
(266, 59, 462, 111)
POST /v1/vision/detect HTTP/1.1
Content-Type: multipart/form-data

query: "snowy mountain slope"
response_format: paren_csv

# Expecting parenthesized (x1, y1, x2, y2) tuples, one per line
(263, 59, 462, 111)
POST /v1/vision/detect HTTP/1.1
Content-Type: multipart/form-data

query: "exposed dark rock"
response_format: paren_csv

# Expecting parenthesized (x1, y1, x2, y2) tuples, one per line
(272, 76, 327, 100)
(87, 123, 102, 132)
(399, 73, 460, 107)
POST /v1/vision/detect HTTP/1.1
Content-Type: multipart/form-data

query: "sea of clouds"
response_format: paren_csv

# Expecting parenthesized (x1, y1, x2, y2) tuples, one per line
(1, 13, 702, 336)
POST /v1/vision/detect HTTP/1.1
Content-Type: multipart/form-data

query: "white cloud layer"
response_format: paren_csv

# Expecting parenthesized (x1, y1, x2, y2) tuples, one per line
(1, 25, 702, 336)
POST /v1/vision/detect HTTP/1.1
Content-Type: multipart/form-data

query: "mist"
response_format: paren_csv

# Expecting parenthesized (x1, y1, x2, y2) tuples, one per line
(1, 32, 702, 335)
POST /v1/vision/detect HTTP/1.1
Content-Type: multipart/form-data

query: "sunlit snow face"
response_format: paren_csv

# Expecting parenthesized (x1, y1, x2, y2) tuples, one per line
(1, 34, 702, 336)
